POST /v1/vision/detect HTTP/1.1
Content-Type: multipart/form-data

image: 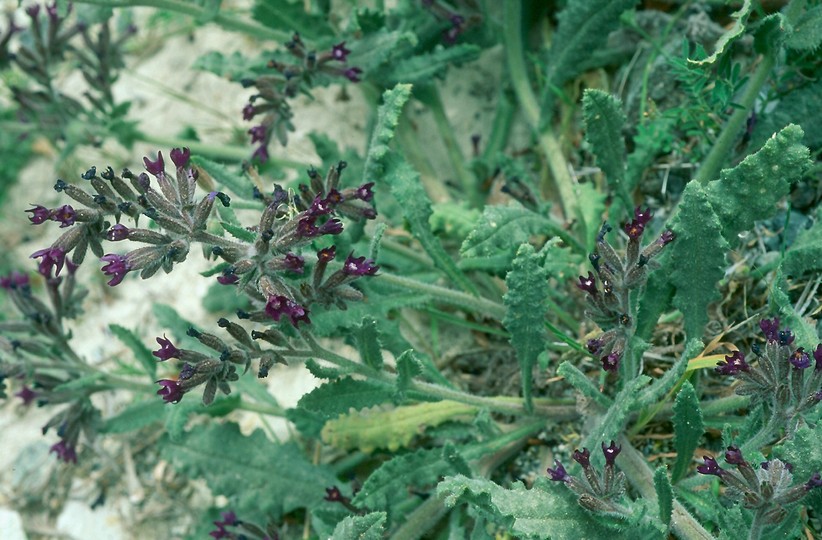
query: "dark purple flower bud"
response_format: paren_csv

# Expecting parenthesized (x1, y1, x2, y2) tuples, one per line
(309, 195, 333, 216)
(46, 2, 59, 21)
(342, 253, 379, 276)
(153, 334, 180, 361)
(814, 344, 822, 371)
(217, 273, 239, 285)
(813, 391, 822, 403)
(319, 218, 344, 235)
(586, 338, 603, 355)
(156, 379, 184, 403)
(778, 329, 795, 347)
(143, 151, 165, 176)
(546, 460, 570, 482)
(331, 42, 351, 62)
(342, 67, 363, 82)
(15, 385, 37, 405)
(634, 206, 653, 225)
(26, 5, 40, 19)
(0, 271, 29, 290)
(355, 182, 374, 201)
(179, 363, 195, 380)
(252, 145, 269, 163)
(324, 486, 345, 502)
(805, 473, 822, 490)
(50, 440, 77, 464)
(248, 125, 267, 144)
(696, 456, 723, 477)
(725, 446, 745, 465)
(297, 217, 319, 238)
(265, 295, 311, 327)
(602, 351, 621, 372)
(170, 147, 191, 168)
(318, 246, 336, 262)
(790, 347, 811, 369)
(106, 224, 130, 241)
(657, 230, 675, 246)
(601, 441, 621, 465)
(760, 460, 793, 472)
(26, 204, 50, 224)
(242, 102, 257, 120)
(50, 205, 76, 228)
(576, 272, 597, 295)
(572, 448, 590, 467)
(325, 189, 343, 205)
(622, 220, 645, 239)
(715, 351, 750, 375)
(283, 253, 305, 274)
(31, 247, 66, 278)
(760, 318, 780, 342)
(100, 254, 130, 286)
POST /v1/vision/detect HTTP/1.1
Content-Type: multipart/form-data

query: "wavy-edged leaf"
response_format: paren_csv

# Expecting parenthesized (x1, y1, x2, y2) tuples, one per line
(782, 215, 822, 278)
(219, 222, 256, 243)
(329, 512, 387, 540)
(363, 84, 412, 182)
(557, 361, 613, 410)
(688, 0, 752, 66)
(582, 89, 628, 203)
(654, 466, 673, 530)
(162, 423, 336, 521)
(637, 338, 702, 408)
(355, 317, 384, 371)
(669, 182, 729, 339)
(671, 381, 704, 484)
(787, 5, 822, 50)
(503, 244, 548, 413)
(395, 350, 422, 402)
(384, 44, 481, 84)
(109, 323, 156, 378)
(439, 476, 613, 539)
(773, 423, 822, 481)
(768, 268, 819, 349)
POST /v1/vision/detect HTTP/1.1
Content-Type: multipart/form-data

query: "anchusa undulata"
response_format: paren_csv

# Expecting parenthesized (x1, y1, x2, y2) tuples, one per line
(209, 510, 279, 540)
(241, 32, 362, 158)
(547, 441, 627, 515)
(697, 447, 822, 530)
(576, 207, 674, 374)
(715, 317, 822, 433)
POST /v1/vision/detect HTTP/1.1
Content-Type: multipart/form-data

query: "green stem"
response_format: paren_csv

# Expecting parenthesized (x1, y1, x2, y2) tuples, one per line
(381, 237, 434, 266)
(389, 495, 449, 540)
(617, 435, 715, 540)
(377, 272, 507, 319)
(748, 510, 765, 540)
(73, 0, 291, 41)
(236, 399, 286, 417)
(138, 132, 305, 168)
(481, 86, 515, 161)
(395, 113, 452, 203)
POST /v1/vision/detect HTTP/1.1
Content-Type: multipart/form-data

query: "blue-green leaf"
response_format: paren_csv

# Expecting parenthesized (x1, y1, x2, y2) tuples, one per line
(383, 44, 481, 84)
(329, 512, 386, 540)
(109, 323, 156, 378)
(654, 466, 673, 530)
(354, 317, 384, 371)
(671, 381, 704, 484)
(582, 89, 629, 205)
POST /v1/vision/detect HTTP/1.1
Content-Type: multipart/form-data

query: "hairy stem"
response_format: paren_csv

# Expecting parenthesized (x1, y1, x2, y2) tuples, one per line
(377, 272, 507, 319)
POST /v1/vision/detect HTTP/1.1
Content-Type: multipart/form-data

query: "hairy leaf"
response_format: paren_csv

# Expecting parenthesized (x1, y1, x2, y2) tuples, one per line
(503, 244, 548, 412)
(773, 424, 822, 480)
(783, 219, 822, 277)
(768, 269, 819, 349)
(329, 512, 386, 540)
(582, 89, 628, 203)
(654, 466, 673, 530)
(363, 84, 412, 182)
(688, 0, 752, 66)
(354, 318, 384, 371)
(636, 338, 702, 408)
(395, 349, 422, 402)
(671, 381, 704, 484)
(384, 44, 481, 84)
(100, 399, 166, 434)
(582, 375, 649, 456)
(787, 5, 822, 50)
(109, 323, 156, 378)
(161, 423, 337, 520)
(557, 361, 613, 410)
(669, 182, 729, 339)
(252, 0, 331, 40)
(220, 221, 256, 243)
(439, 476, 613, 539)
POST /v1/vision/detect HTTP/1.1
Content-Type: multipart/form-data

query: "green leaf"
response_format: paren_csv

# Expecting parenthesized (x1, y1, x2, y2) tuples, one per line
(751, 80, 822, 151)
(395, 350, 422, 402)
(354, 318, 384, 371)
(669, 182, 730, 339)
(787, 5, 822, 50)
(101, 399, 165, 434)
(635, 272, 674, 341)
(438, 476, 613, 539)
(161, 423, 337, 520)
(582, 89, 628, 203)
(383, 44, 481, 84)
(582, 375, 649, 454)
(291, 378, 394, 437)
(109, 324, 156, 378)
(557, 361, 613, 410)
(503, 244, 548, 413)
(385, 154, 477, 294)
(671, 381, 704, 484)
(688, 0, 752, 66)
(192, 157, 256, 200)
(329, 512, 387, 540)
(653, 466, 673, 530)
(53, 373, 104, 392)
(163, 399, 206, 442)
(704, 125, 811, 243)
(783, 214, 822, 278)
(768, 268, 818, 349)
(362, 84, 412, 182)
(251, 0, 331, 40)
(220, 222, 256, 243)
(636, 338, 701, 409)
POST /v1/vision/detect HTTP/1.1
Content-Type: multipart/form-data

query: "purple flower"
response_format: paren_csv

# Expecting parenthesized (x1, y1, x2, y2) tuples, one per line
(106, 224, 130, 241)
(217, 273, 239, 285)
(156, 379, 184, 403)
(760, 318, 780, 343)
(50, 205, 76, 228)
(308, 195, 334, 216)
(252, 145, 269, 163)
(342, 253, 379, 276)
(778, 329, 795, 347)
(242, 102, 257, 120)
(342, 67, 363, 82)
(696, 456, 723, 477)
(153, 335, 180, 361)
(331, 42, 351, 62)
(324, 486, 345, 502)
(546, 460, 570, 482)
(657, 230, 675, 246)
(325, 189, 343, 205)
(283, 253, 305, 274)
(209, 511, 238, 539)
(576, 272, 598, 295)
(586, 338, 604, 355)
(715, 351, 750, 375)
(805, 473, 822, 490)
(170, 147, 191, 168)
(265, 295, 311, 327)
(297, 217, 319, 238)
(318, 246, 336, 262)
(26, 204, 50, 224)
(15, 385, 37, 405)
(814, 344, 822, 371)
(355, 182, 374, 202)
(50, 440, 77, 464)
(143, 151, 165, 176)
(602, 351, 621, 372)
(634, 206, 653, 225)
(572, 448, 590, 467)
(0, 271, 29, 290)
(724, 446, 745, 465)
(790, 347, 811, 369)
(622, 219, 645, 239)
(100, 254, 130, 286)
(601, 441, 621, 465)
(26, 5, 40, 19)
(248, 124, 267, 144)
(319, 218, 344, 235)
(31, 247, 66, 278)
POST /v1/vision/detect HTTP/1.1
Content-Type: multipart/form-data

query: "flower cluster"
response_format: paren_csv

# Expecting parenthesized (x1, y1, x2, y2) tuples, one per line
(209, 510, 278, 540)
(575, 207, 674, 373)
(697, 447, 821, 526)
(547, 441, 626, 513)
(241, 33, 362, 159)
(715, 318, 822, 428)
(40, 399, 99, 464)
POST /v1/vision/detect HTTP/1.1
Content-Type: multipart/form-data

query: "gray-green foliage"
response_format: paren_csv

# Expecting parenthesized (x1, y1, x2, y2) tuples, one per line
(671, 381, 704, 484)
(329, 513, 387, 540)
(582, 89, 629, 208)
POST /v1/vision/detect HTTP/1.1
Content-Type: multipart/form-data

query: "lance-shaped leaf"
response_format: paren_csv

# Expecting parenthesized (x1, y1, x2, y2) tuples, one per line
(252, 0, 331, 40)
(654, 466, 673, 530)
(330, 512, 387, 540)
(688, 0, 752, 66)
(109, 324, 156, 378)
(355, 317, 384, 371)
(669, 182, 730, 339)
(582, 89, 629, 205)
(395, 349, 422, 403)
(220, 221, 256, 243)
(363, 84, 412, 182)
(383, 44, 481, 84)
(787, 5, 822, 50)
(503, 243, 548, 413)
(671, 381, 704, 484)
